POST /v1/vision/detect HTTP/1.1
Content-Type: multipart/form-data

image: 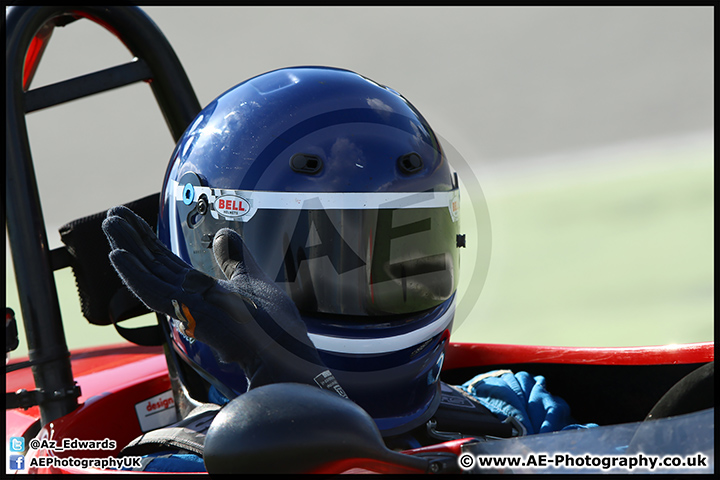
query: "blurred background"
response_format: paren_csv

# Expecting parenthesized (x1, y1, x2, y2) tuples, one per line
(5, 6, 713, 359)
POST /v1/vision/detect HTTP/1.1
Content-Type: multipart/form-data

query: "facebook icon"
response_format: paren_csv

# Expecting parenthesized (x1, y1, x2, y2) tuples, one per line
(9, 454, 25, 470)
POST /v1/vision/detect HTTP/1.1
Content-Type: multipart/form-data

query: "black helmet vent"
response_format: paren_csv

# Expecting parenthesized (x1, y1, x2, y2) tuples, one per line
(398, 153, 423, 175)
(290, 153, 323, 174)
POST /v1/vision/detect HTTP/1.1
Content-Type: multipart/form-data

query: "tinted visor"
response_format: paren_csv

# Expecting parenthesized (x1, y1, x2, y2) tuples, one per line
(170, 178, 460, 317)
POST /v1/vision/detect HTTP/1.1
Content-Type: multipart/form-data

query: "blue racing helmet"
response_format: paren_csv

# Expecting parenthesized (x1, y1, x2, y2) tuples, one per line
(157, 66, 462, 436)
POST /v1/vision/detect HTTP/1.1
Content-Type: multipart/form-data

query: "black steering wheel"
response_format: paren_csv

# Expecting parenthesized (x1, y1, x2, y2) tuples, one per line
(627, 361, 713, 455)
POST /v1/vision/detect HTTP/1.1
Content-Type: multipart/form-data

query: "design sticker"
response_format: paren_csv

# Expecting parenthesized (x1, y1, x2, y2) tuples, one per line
(134, 390, 177, 433)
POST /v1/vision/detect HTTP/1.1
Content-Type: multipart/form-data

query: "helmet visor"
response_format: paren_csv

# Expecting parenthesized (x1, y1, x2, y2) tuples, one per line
(169, 179, 461, 317)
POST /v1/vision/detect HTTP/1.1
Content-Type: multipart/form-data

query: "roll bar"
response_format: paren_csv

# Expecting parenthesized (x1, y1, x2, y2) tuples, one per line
(5, 6, 201, 425)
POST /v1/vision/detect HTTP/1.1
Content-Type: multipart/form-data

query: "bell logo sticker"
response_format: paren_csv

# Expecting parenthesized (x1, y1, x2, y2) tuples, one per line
(215, 195, 250, 218)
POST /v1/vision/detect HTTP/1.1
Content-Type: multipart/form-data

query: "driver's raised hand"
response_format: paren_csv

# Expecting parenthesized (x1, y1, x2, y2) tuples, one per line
(102, 205, 346, 397)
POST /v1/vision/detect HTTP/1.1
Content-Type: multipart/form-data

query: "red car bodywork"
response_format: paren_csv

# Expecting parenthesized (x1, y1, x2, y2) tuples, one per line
(7, 341, 713, 474)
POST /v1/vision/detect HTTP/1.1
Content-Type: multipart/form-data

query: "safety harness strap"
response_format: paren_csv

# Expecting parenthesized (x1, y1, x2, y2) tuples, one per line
(119, 403, 221, 457)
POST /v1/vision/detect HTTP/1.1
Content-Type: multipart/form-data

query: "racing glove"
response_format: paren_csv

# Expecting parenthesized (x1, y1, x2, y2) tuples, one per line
(102, 206, 346, 397)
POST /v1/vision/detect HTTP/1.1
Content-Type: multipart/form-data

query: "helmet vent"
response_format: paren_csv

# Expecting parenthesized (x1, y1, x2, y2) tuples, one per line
(290, 153, 323, 174)
(398, 153, 423, 175)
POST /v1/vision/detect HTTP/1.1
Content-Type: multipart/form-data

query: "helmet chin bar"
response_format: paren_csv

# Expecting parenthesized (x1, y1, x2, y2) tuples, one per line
(307, 298, 455, 355)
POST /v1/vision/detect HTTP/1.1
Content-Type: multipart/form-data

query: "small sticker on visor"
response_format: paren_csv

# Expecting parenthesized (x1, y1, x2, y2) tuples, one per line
(449, 190, 460, 222)
(215, 194, 251, 218)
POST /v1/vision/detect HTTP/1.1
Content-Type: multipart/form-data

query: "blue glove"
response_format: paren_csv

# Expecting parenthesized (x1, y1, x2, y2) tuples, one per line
(102, 206, 346, 397)
(460, 370, 598, 435)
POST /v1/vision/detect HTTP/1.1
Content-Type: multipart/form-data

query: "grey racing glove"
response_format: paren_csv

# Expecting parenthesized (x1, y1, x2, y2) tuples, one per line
(102, 206, 346, 397)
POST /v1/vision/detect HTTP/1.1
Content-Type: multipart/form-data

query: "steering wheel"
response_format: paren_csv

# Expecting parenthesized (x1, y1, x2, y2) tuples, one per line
(627, 361, 713, 454)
